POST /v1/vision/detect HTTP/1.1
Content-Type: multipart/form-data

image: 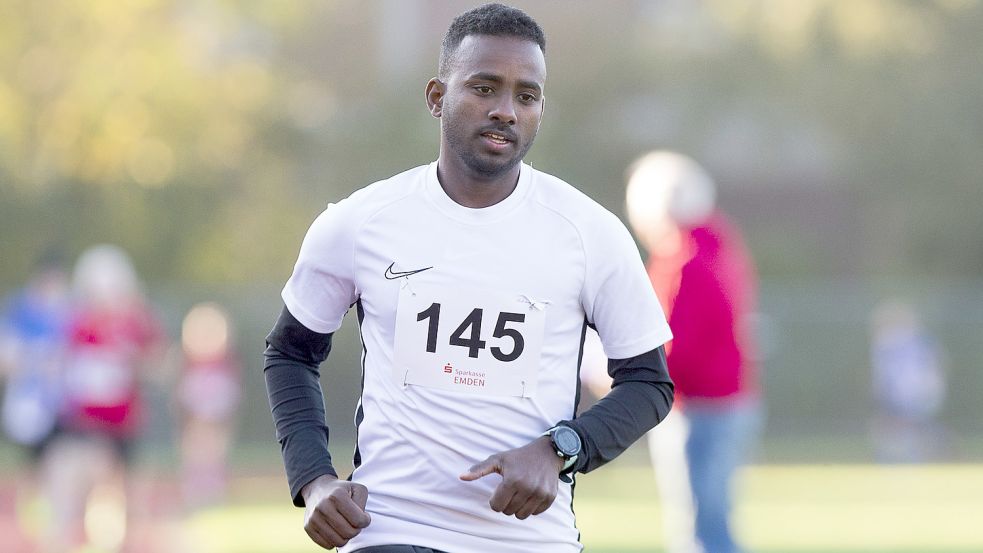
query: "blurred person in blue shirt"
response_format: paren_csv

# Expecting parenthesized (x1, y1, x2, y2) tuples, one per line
(869, 299, 948, 463)
(0, 252, 71, 546)
(0, 253, 70, 456)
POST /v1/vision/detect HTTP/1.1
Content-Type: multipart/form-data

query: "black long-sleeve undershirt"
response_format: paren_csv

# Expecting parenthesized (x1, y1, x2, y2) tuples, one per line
(264, 306, 674, 506)
(560, 344, 674, 474)
(264, 306, 337, 506)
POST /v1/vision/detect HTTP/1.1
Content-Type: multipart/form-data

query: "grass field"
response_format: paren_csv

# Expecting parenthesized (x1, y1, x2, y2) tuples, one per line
(175, 463, 983, 553)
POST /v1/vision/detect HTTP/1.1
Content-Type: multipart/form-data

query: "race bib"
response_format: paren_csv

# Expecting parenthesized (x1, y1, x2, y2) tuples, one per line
(393, 282, 547, 397)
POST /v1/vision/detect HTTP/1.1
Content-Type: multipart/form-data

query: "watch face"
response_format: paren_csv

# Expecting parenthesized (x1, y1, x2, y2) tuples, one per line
(553, 427, 581, 457)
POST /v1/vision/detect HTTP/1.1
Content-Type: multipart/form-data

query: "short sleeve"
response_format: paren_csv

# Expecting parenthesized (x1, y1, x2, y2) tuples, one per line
(281, 202, 359, 334)
(582, 214, 672, 359)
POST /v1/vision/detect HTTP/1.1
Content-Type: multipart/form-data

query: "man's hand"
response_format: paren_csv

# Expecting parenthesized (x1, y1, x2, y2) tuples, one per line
(459, 436, 565, 520)
(300, 474, 371, 550)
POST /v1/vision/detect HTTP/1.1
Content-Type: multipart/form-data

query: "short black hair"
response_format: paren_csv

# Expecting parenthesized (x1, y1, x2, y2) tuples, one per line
(438, 3, 546, 79)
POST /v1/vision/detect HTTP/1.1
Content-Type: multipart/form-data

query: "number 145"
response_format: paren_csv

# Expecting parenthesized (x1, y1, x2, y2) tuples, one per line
(416, 303, 526, 362)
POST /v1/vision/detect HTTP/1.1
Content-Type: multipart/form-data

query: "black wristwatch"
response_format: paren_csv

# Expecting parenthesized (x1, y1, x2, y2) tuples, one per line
(544, 425, 581, 475)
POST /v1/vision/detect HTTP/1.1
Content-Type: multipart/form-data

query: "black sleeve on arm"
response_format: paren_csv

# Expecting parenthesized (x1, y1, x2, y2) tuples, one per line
(561, 344, 674, 474)
(264, 305, 338, 507)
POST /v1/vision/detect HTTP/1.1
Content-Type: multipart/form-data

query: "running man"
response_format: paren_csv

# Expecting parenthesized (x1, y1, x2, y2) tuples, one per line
(264, 4, 675, 552)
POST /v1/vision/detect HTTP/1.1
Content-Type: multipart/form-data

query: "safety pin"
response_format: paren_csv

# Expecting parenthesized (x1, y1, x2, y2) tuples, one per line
(519, 295, 550, 311)
(401, 278, 417, 296)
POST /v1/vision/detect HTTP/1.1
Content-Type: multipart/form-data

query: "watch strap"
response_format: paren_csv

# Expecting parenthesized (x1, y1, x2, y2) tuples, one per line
(561, 454, 578, 472)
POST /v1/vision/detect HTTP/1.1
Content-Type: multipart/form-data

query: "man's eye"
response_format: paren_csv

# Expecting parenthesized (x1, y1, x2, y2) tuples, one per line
(474, 86, 493, 94)
(519, 94, 538, 103)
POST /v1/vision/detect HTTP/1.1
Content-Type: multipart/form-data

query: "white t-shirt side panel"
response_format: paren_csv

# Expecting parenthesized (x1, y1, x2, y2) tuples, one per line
(529, 173, 673, 359)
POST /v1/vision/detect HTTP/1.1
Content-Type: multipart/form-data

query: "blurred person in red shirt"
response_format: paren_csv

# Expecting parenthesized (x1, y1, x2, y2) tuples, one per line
(626, 151, 762, 553)
(43, 244, 164, 553)
(176, 302, 242, 509)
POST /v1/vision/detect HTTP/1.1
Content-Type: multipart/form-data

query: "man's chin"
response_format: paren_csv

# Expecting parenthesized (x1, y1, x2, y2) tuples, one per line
(463, 153, 521, 179)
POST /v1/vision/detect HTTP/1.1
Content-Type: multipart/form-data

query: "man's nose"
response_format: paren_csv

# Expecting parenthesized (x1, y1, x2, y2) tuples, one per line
(489, 95, 516, 125)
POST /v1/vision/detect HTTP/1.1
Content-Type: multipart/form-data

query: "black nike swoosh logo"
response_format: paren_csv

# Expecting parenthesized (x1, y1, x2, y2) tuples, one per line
(384, 262, 433, 280)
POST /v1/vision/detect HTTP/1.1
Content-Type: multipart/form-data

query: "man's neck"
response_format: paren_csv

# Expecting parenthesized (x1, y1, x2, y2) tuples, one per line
(435, 155, 521, 209)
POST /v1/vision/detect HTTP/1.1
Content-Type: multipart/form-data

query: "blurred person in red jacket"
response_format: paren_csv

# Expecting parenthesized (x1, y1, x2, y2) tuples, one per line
(176, 301, 241, 509)
(43, 244, 164, 553)
(626, 151, 762, 553)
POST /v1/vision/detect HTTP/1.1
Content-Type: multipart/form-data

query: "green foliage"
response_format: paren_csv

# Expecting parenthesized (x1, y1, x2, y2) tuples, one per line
(2, 1, 982, 286)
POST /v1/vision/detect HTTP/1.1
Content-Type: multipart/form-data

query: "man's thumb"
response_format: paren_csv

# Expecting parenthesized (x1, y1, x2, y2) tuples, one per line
(349, 482, 369, 509)
(459, 456, 500, 481)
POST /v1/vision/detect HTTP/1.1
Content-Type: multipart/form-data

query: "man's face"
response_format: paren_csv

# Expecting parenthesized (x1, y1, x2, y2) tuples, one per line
(436, 35, 546, 179)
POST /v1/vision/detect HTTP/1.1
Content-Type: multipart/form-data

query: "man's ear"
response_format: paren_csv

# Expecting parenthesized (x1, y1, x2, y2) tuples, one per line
(425, 78, 445, 118)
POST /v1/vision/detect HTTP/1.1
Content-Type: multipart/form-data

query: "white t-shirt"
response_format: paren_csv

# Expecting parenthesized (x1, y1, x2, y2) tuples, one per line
(283, 161, 672, 553)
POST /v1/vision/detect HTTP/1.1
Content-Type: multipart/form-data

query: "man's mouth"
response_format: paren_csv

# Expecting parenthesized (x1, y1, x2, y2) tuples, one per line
(480, 131, 514, 145)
